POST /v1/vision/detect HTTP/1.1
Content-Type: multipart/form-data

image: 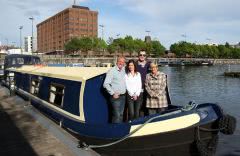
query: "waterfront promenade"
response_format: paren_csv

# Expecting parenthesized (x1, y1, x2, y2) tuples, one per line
(0, 85, 100, 156)
(1, 54, 240, 65)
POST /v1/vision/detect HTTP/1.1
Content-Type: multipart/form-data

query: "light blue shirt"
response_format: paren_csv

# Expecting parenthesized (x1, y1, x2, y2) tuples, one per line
(103, 66, 126, 95)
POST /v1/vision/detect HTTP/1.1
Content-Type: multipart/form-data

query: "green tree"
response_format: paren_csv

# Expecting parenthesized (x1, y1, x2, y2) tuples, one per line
(151, 40, 165, 56)
(225, 42, 230, 48)
(170, 41, 240, 58)
(107, 44, 117, 54)
(64, 37, 81, 54)
(134, 39, 146, 52)
(145, 42, 152, 55)
(211, 46, 219, 58)
(124, 36, 135, 56)
(170, 43, 180, 57)
(79, 37, 93, 52)
(170, 42, 188, 57)
(92, 38, 107, 52)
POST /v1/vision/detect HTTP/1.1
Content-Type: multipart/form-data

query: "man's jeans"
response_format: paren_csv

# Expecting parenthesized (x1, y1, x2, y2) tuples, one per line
(110, 95, 126, 123)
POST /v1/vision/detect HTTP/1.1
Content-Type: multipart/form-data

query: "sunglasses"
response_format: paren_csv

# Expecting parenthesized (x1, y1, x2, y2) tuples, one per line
(139, 54, 146, 57)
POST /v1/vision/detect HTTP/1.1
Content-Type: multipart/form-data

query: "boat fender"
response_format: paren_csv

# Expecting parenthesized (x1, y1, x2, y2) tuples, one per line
(78, 141, 90, 150)
(218, 114, 236, 135)
(10, 89, 15, 96)
(196, 135, 218, 156)
(181, 101, 198, 111)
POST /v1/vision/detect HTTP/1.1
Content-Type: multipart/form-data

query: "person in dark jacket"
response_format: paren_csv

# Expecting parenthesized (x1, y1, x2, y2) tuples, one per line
(136, 50, 151, 116)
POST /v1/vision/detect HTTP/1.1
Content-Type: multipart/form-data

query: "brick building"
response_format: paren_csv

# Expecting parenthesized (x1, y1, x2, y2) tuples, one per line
(37, 5, 98, 54)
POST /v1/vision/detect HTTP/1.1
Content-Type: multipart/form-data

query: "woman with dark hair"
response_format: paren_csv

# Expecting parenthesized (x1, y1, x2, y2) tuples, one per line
(125, 59, 142, 120)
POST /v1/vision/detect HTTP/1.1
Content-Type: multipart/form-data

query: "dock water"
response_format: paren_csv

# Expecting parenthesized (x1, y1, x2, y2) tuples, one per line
(0, 85, 100, 156)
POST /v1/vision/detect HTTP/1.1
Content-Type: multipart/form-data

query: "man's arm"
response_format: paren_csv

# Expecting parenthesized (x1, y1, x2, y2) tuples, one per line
(103, 69, 114, 95)
(136, 73, 142, 96)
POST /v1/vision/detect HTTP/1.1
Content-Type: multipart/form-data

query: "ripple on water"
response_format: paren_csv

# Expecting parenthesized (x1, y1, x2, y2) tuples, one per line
(160, 65, 240, 155)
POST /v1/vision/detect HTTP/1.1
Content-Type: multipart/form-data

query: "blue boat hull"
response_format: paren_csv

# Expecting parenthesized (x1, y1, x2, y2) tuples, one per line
(18, 92, 222, 156)
(7, 66, 233, 156)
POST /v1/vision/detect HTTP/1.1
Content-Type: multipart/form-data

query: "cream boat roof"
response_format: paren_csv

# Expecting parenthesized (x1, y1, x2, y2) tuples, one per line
(8, 65, 111, 82)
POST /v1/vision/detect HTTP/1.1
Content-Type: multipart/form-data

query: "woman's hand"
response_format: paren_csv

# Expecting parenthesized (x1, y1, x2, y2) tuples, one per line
(133, 95, 138, 101)
(113, 93, 120, 99)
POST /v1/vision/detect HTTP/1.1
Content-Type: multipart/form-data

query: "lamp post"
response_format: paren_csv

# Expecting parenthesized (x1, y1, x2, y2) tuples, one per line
(29, 17, 34, 53)
(5, 38, 8, 46)
(99, 24, 104, 40)
(19, 26, 23, 54)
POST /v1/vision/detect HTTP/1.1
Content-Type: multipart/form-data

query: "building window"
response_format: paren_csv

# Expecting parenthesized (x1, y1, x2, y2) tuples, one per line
(79, 18, 87, 22)
(49, 83, 65, 107)
(30, 79, 40, 95)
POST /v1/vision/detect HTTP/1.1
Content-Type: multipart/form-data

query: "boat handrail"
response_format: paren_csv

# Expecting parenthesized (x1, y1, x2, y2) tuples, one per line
(79, 103, 199, 150)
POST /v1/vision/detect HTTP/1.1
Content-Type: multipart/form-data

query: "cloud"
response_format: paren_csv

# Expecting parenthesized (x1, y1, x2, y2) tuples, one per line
(114, 0, 240, 23)
(99, 0, 240, 47)
(0, 0, 239, 48)
(24, 10, 41, 17)
(4, 0, 88, 18)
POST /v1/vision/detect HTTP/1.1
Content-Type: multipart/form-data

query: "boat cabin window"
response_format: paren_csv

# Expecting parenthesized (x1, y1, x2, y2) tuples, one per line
(4, 55, 41, 69)
(11, 58, 16, 65)
(49, 83, 65, 107)
(17, 58, 24, 64)
(30, 79, 40, 95)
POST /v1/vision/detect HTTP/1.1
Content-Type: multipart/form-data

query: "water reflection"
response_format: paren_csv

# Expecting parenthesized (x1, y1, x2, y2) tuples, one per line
(159, 65, 240, 155)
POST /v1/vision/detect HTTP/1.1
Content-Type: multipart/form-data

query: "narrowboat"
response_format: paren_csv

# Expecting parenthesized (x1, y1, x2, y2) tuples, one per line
(2, 54, 41, 89)
(5, 65, 236, 156)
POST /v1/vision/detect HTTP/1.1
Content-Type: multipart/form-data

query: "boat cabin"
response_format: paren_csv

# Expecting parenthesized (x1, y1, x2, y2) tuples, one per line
(3, 54, 41, 88)
(4, 54, 41, 69)
(8, 65, 172, 125)
(3, 54, 40, 77)
(9, 66, 113, 124)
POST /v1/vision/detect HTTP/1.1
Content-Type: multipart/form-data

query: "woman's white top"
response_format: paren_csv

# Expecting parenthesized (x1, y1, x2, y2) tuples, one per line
(125, 72, 142, 96)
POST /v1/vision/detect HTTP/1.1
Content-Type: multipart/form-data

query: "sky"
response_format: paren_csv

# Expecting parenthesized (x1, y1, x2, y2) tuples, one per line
(0, 0, 240, 49)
